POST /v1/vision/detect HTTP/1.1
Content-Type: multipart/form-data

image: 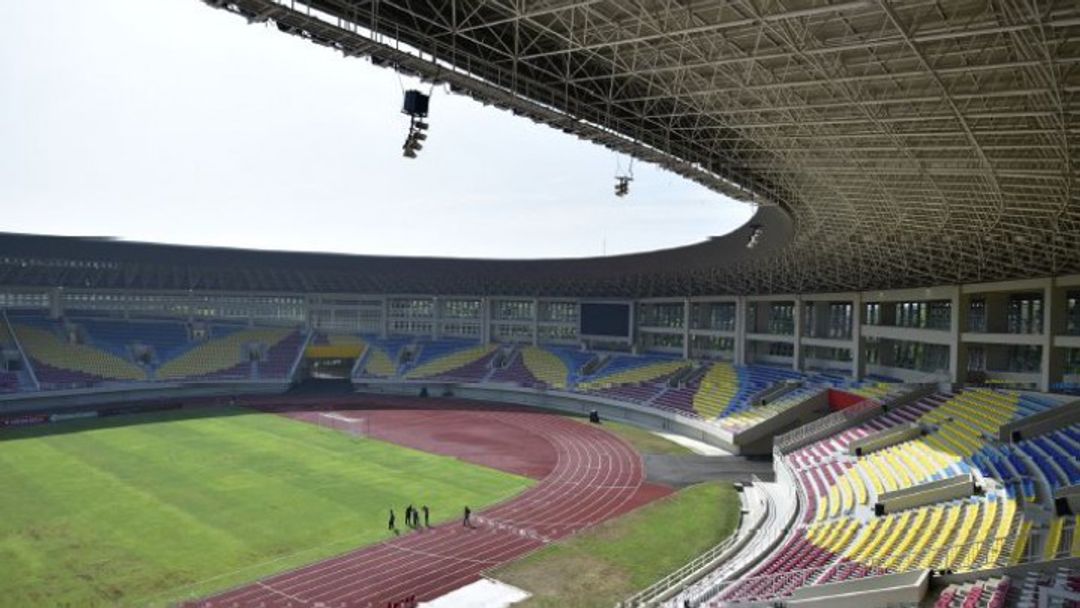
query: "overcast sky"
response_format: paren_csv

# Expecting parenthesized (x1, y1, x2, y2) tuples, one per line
(0, 0, 753, 259)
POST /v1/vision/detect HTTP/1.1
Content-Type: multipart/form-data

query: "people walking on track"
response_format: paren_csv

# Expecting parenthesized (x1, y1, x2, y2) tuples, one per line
(405, 504, 415, 528)
(463, 505, 472, 528)
(422, 505, 430, 527)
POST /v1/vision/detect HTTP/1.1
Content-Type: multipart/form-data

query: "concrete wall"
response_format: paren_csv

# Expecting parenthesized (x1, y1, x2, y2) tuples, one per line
(732, 390, 830, 455)
(354, 380, 739, 453)
(1054, 484, 1080, 516)
(877, 474, 975, 515)
(999, 397, 1080, 442)
(0, 382, 288, 416)
(848, 423, 922, 456)
(783, 569, 929, 608)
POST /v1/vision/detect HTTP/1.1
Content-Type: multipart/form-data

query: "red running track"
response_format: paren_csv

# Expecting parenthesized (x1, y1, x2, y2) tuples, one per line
(193, 396, 671, 607)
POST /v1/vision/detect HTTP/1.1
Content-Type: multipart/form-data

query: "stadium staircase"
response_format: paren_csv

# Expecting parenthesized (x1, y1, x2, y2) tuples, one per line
(1, 310, 38, 391)
(155, 327, 296, 381)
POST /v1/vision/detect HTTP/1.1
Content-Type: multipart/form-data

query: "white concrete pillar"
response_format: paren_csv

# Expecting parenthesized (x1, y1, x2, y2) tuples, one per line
(734, 296, 747, 366)
(1040, 279, 1056, 392)
(480, 298, 491, 344)
(683, 298, 692, 359)
(431, 297, 440, 340)
(792, 296, 804, 372)
(532, 299, 540, 346)
(50, 287, 63, 319)
(948, 286, 963, 385)
(851, 293, 864, 381)
(380, 297, 389, 339)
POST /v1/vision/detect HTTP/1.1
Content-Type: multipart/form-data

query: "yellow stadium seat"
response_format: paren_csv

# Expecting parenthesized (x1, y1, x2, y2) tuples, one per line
(14, 324, 146, 381)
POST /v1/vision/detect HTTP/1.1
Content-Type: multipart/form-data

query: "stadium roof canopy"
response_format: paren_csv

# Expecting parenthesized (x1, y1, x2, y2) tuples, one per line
(5, 0, 1079, 297)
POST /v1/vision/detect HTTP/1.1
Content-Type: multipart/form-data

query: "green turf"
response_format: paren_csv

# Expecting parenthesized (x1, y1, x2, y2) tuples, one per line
(491, 482, 740, 607)
(0, 408, 534, 607)
(564, 415, 693, 455)
(574, 418, 694, 455)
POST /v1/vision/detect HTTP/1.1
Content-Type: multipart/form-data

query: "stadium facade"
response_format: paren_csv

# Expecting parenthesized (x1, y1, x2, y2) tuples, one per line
(1, 231, 1078, 392)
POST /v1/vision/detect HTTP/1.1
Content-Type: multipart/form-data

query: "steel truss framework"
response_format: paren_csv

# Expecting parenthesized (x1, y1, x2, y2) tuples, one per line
(131, 2, 1080, 294)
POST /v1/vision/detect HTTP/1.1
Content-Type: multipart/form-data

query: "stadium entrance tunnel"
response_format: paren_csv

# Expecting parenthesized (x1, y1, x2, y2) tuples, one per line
(303, 345, 362, 380)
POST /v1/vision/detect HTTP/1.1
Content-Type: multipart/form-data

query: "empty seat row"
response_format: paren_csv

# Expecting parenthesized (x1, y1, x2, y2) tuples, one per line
(404, 343, 497, 380)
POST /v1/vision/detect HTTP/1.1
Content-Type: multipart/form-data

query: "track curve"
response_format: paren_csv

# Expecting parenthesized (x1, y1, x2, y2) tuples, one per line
(194, 397, 670, 607)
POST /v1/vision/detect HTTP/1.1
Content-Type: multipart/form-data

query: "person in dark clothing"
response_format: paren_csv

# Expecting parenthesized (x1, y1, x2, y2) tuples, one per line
(463, 506, 472, 528)
(422, 505, 430, 527)
(405, 505, 415, 528)
(388, 509, 396, 532)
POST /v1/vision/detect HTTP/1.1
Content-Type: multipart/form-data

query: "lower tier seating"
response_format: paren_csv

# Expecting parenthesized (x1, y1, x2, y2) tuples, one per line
(404, 342, 496, 379)
(934, 575, 1010, 608)
(13, 324, 147, 385)
(155, 327, 295, 380)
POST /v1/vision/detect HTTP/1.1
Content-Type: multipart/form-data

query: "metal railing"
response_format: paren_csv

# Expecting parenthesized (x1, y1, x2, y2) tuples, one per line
(619, 530, 742, 607)
(653, 463, 801, 608)
(2, 309, 39, 391)
(287, 330, 314, 382)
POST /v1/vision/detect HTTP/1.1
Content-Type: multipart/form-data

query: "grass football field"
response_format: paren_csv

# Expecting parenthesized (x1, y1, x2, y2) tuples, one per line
(0, 407, 534, 607)
(492, 482, 740, 607)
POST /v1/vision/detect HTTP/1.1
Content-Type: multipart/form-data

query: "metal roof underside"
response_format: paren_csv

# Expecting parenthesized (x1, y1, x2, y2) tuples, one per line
(197, 0, 1080, 295)
(10, 0, 1079, 297)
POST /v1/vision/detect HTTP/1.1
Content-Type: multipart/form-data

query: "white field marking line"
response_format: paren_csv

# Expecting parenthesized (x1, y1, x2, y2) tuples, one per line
(133, 523, 396, 605)
(302, 517, 547, 603)
(521, 419, 631, 532)
(217, 507, 543, 604)
(222, 413, 572, 602)
(386, 542, 514, 564)
(320, 415, 648, 606)
(212, 412, 642, 606)
(319, 412, 364, 423)
(470, 515, 553, 543)
(320, 530, 544, 605)
(329, 531, 544, 605)
(274, 416, 596, 600)
(257, 581, 311, 604)
(228, 527, 525, 605)
(542, 482, 641, 489)
(317, 438, 572, 603)
(521, 423, 639, 531)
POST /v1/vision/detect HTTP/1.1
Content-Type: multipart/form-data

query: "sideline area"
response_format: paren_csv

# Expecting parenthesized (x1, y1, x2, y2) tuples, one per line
(489, 482, 740, 607)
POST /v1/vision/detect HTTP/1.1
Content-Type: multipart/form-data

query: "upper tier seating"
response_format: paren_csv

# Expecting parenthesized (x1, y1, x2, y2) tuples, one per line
(0, 322, 22, 392)
(690, 362, 741, 418)
(405, 341, 497, 380)
(72, 317, 190, 363)
(316, 333, 364, 347)
(684, 364, 804, 420)
(718, 385, 822, 433)
(155, 327, 294, 380)
(520, 345, 572, 388)
(487, 348, 543, 387)
(592, 382, 666, 405)
(1015, 425, 1080, 492)
(258, 331, 305, 379)
(13, 323, 147, 385)
(548, 347, 596, 385)
(355, 337, 412, 378)
(578, 355, 687, 391)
